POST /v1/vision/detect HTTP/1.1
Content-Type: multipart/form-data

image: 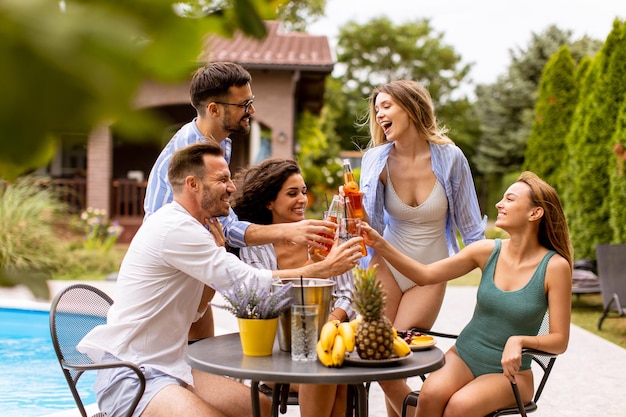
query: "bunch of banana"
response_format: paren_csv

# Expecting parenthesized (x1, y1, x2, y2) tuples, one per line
(317, 319, 356, 367)
(390, 326, 411, 357)
(392, 335, 411, 357)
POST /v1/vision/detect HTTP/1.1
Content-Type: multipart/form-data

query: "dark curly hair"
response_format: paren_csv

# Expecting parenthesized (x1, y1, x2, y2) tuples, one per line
(231, 158, 302, 225)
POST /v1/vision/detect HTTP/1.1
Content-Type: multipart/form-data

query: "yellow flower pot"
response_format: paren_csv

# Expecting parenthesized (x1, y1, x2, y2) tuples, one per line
(237, 317, 278, 356)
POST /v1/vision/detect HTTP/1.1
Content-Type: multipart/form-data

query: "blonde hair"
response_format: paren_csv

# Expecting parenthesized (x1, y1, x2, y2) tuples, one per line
(517, 171, 573, 269)
(366, 80, 453, 148)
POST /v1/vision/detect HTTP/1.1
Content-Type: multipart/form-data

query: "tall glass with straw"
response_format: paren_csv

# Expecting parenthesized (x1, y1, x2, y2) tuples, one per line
(290, 276, 319, 361)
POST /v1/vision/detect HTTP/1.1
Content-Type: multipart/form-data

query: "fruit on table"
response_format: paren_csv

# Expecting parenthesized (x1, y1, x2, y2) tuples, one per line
(411, 335, 435, 345)
(317, 319, 356, 367)
(317, 341, 334, 367)
(353, 265, 395, 360)
(331, 334, 346, 366)
(319, 320, 340, 352)
(397, 329, 435, 345)
(348, 316, 362, 331)
(393, 336, 412, 357)
(338, 322, 355, 352)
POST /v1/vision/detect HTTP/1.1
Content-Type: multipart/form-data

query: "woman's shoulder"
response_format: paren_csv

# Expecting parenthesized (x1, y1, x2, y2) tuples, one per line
(546, 252, 571, 273)
(466, 238, 497, 253)
(544, 253, 572, 291)
(460, 239, 497, 262)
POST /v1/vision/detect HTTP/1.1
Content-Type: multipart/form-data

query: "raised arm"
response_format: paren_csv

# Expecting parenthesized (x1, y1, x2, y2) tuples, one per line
(272, 236, 364, 279)
(242, 219, 337, 250)
(360, 221, 489, 285)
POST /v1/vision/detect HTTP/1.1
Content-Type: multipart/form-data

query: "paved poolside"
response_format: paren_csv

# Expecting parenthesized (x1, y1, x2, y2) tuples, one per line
(3, 283, 625, 417)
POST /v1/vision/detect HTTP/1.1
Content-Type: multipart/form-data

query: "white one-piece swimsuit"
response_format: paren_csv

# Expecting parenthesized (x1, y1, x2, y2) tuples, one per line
(382, 163, 449, 292)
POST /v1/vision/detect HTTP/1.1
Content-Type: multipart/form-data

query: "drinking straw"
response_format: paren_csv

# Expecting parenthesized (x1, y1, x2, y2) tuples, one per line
(324, 193, 330, 210)
(299, 275, 309, 358)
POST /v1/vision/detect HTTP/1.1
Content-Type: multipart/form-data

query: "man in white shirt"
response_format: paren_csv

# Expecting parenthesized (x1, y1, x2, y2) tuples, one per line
(78, 142, 363, 417)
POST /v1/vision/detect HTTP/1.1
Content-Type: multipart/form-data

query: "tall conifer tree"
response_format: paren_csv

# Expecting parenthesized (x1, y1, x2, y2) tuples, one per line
(566, 19, 626, 259)
(523, 46, 577, 192)
(610, 100, 626, 243)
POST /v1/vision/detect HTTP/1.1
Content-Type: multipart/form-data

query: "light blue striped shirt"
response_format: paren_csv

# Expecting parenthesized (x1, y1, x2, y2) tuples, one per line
(240, 244, 356, 321)
(143, 118, 249, 247)
(360, 141, 486, 266)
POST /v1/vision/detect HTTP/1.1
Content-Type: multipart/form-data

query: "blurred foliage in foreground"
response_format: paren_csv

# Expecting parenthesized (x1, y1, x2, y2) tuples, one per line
(0, 0, 282, 181)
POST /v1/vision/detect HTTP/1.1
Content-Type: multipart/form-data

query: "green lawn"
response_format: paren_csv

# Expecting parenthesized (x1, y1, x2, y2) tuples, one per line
(449, 269, 626, 349)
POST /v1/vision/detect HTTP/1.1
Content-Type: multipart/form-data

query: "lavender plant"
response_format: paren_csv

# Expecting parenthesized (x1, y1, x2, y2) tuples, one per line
(213, 276, 294, 319)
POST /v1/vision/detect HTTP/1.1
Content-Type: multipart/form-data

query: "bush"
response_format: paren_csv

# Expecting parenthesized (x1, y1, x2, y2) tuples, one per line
(0, 178, 125, 298)
(0, 176, 69, 298)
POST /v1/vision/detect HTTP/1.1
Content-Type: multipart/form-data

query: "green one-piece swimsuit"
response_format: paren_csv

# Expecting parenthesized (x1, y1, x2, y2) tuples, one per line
(455, 239, 555, 377)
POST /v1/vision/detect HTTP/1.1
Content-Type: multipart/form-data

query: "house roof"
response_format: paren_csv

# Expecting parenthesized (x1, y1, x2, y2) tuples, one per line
(201, 21, 335, 73)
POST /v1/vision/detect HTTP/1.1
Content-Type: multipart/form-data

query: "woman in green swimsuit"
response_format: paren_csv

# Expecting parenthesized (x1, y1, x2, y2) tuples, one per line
(361, 171, 573, 417)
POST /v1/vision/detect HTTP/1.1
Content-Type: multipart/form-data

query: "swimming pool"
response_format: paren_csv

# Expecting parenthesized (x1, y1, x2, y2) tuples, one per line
(0, 307, 96, 417)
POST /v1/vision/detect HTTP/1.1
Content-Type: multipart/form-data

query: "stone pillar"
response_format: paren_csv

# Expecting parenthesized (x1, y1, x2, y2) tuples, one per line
(86, 123, 112, 216)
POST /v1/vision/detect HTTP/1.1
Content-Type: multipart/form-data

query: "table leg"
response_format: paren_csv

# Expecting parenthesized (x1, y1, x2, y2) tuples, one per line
(279, 383, 290, 414)
(351, 383, 369, 417)
(250, 380, 261, 417)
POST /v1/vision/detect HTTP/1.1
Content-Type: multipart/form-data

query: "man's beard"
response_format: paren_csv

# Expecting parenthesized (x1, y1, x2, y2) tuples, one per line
(201, 190, 230, 218)
(222, 113, 250, 135)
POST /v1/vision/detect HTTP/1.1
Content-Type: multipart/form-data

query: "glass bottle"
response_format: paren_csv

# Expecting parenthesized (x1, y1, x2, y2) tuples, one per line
(342, 159, 364, 218)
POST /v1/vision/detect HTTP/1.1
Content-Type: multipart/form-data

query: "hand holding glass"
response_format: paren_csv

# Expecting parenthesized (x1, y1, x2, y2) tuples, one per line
(337, 218, 367, 256)
(313, 211, 338, 258)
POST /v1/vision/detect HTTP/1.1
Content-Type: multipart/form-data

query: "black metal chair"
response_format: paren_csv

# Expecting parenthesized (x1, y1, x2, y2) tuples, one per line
(265, 381, 369, 417)
(595, 243, 626, 330)
(401, 314, 557, 417)
(49, 283, 145, 417)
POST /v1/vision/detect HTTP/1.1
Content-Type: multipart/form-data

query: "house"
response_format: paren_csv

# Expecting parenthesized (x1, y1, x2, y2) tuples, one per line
(44, 21, 334, 242)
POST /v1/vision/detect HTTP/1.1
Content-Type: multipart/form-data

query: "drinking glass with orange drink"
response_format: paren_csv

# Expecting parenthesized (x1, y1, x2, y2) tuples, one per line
(337, 217, 368, 256)
(313, 195, 342, 258)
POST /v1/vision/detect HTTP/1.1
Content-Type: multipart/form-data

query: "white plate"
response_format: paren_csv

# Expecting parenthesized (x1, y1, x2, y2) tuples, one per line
(409, 339, 437, 351)
(343, 350, 412, 367)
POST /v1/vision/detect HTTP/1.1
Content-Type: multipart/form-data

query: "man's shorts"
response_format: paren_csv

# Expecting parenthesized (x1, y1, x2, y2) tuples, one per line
(93, 353, 184, 417)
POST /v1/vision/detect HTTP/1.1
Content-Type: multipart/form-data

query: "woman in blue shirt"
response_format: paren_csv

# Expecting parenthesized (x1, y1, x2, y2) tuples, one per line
(359, 80, 485, 417)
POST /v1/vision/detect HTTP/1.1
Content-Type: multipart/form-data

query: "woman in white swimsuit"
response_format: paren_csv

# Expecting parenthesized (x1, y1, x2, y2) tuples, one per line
(359, 80, 485, 417)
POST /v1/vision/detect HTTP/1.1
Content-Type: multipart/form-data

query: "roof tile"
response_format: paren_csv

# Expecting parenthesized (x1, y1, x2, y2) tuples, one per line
(201, 21, 334, 72)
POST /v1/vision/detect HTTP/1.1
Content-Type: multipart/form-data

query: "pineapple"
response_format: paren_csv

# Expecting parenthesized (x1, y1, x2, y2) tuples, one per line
(353, 265, 395, 360)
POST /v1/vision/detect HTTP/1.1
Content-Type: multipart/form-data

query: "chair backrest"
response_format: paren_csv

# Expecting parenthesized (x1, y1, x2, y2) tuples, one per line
(595, 244, 626, 310)
(528, 312, 554, 404)
(49, 284, 113, 417)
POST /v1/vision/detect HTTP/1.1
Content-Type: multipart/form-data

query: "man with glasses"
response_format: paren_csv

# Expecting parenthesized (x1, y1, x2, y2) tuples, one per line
(143, 62, 336, 340)
(144, 62, 255, 221)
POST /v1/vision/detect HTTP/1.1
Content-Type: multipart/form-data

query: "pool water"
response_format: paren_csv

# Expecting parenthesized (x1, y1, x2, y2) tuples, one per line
(0, 308, 96, 417)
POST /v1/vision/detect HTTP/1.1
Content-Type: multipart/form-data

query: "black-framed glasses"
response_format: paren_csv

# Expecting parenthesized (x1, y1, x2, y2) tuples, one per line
(213, 96, 255, 113)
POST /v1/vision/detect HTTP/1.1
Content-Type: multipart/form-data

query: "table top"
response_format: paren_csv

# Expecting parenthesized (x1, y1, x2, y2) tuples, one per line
(186, 332, 445, 385)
